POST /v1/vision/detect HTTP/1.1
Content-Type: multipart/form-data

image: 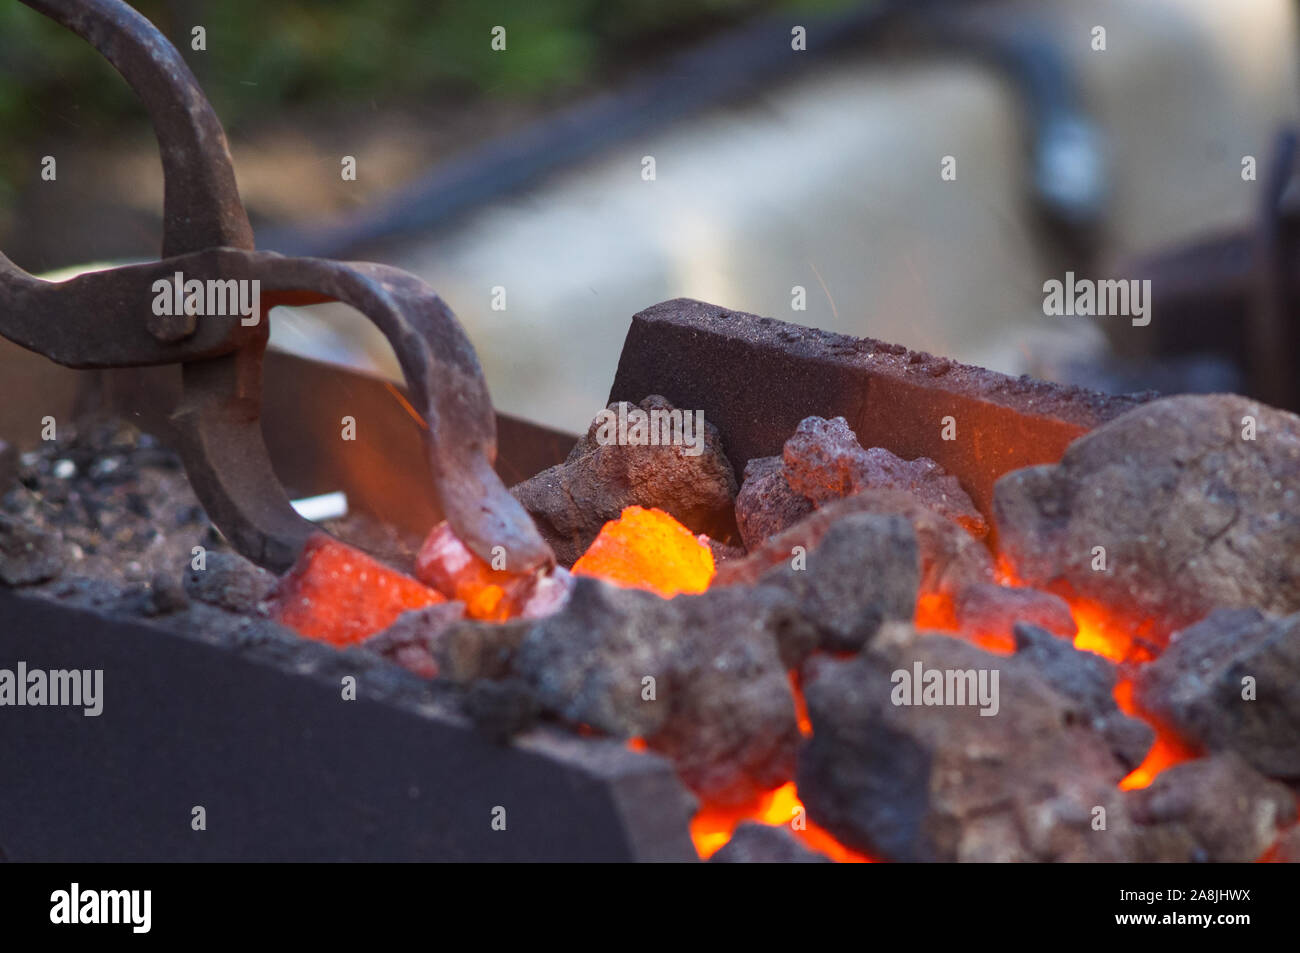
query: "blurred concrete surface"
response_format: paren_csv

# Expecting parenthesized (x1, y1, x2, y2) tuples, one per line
(275, 0, 1292, 435)
(31, 0, 1300, 435)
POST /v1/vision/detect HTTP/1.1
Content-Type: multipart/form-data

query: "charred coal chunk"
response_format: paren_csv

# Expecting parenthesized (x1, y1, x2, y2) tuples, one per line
(734, 455, 814, 551)
(513, 576, 804, 806)
(720, 490, 993, 599)
(121, 570, 191, 617)
(1128, 753, 1297, 862)
(743, 511, 919, 654)
(704, 537, 746, 565)
(648, 586, 814, 802)
(0, 513, 64, 586)
(364, 602, 469, 679)
(797, 634, 1136, 861)
(783, 416, 986, 537)
(511, 395, 738, 565)
(461, 678, 543, 745)
(514, 578, 673, 737)
(710, 823, 831, 863)
(995, 394, 1300, 640)
(1134, 608, 1300, 781)
(183, 549, 276, 614)
(428, 615, 530, 684)
(795, 653, 935, 861)
(1013, 623, 1153, 771)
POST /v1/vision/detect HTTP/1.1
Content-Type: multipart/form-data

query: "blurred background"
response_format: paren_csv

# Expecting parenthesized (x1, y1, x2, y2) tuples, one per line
(2, 0, 1299, 432)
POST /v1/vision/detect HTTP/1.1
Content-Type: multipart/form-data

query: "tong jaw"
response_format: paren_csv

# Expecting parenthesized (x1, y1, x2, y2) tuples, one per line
(3, 0, 555, 575)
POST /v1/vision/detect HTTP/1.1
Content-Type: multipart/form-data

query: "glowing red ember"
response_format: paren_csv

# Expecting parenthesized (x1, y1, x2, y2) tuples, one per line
(270, 533, 445, 646)
(416, 521, 554, 621)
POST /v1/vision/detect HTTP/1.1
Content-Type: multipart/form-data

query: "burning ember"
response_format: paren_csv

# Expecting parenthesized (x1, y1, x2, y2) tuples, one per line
(414, 522, 527, 621)
(268, 533, 445, 647)
(572, 505, 715, 597)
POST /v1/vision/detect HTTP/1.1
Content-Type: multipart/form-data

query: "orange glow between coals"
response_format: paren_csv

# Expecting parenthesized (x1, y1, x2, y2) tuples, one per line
(977, 554, 1196, 791)
(789, 672, 813, 737)
(914, 590, 957, 631)
(1112, 680, 1199, 789)
(690, 782, 873, 862)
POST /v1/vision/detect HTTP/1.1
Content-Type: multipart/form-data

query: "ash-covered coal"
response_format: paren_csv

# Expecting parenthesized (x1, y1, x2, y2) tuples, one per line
(724, 490, 990, 600)
(782, 416, 987, 536)
(727, 485, 1082, 652)
(995, 394, 1300, 640)
(512, 576, 811, 805)
(185, 550, 276, 614)
(796, 632, 1137, 862)
(459, 677, 544, 744)
(796, 623, 1294, 862)
(731, 414, 997, 623)
(1012, 623, 1153, 771)
(713, 509, 919, 653)
(734, 455, 814, 551)
(1, 417, 205, 592)
(123, 570, 191, 618)
(0, 414, 422, 608)
(0, 512, 65, 586)
(511, 395, 738, 565)
(365, 602, 469, 679)
(1135, 608, 1300, 781)
(735, 418, 988, 555)
(709, 822, 830, 863)
(1127, 753, 1296, 862)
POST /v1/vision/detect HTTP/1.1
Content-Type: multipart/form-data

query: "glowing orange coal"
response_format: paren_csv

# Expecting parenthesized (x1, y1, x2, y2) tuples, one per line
(416, 521, 521, 621)
(572, 505, 715, 597)
(690, 781, 873, 862)
(269, 533, 446, 646)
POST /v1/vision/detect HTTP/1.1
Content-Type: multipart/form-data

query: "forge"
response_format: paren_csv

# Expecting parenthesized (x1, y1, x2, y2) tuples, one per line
(1, 299, 1297, 863)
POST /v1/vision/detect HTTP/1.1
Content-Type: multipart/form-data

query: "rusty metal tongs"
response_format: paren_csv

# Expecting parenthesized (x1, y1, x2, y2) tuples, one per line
(0, 0, 554, 575)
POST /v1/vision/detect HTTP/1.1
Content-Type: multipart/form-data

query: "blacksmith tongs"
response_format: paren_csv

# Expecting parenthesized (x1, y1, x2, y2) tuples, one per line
(0, 0, 555, 575)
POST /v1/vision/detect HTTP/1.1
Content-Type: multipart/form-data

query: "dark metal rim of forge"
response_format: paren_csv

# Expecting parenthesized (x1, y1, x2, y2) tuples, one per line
(0, 590, 701, 862)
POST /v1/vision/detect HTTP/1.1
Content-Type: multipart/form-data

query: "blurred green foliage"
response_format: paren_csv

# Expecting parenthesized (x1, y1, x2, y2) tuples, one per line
(0, 0, 856, 210)
(0, 0, 856, 135)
